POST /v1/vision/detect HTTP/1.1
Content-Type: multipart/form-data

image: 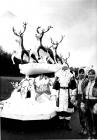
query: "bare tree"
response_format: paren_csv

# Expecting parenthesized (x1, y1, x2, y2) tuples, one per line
(12, 22, 30, 64)
(50, 35, 65, 63)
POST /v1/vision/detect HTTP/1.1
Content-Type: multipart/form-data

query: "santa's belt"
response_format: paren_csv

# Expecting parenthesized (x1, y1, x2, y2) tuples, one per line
(60, 87, 69, 89)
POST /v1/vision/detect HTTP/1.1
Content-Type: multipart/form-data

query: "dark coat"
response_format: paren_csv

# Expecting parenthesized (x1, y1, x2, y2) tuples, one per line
(81, 77, 97, 99)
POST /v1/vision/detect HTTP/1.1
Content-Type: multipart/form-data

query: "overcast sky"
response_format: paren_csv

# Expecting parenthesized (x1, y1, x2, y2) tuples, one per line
(0, 0, 97, 69)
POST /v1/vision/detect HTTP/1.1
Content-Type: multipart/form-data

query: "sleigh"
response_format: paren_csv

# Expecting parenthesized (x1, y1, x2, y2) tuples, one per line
(0, 63, 68, 121)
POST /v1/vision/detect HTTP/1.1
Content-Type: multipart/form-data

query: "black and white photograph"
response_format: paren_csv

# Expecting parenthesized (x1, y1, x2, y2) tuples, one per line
(0, 0, 97, 139)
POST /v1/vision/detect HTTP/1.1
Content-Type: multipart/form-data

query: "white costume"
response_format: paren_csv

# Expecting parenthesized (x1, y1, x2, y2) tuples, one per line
(55, 69, 73, 112)
(34, 75, 53, 101)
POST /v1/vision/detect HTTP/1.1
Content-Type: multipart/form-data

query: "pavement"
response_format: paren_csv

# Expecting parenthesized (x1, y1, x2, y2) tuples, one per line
(1, 111, 92, 140)
(0, 76, 97, 140)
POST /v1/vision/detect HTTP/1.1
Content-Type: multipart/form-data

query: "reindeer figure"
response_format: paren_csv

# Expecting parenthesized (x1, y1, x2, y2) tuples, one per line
(12, 22, 30, 64)
(50, 35, 65, 63)
(30, 52, 39, 63)
(35, 26, 53, 59)
(11, 50, 20, 65)
(45, 46, 55, 64)
(60, 52, 70, 68)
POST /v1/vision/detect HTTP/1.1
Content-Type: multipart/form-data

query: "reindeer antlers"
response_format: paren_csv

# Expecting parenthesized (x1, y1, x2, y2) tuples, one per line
(51, 37, 55, 45)
(36, 26, 41, 34)
(61, 52, 70, 68)
(51, 35, 65, 45)
(58, 35, 65, 44)
(61, 52, 70, 61)
(12, 22, 27, 36)
(23, 22, 27, 27)
(45, 26, 53, 32)
(42, 26, 53, 33)
(12, 27, 19, 36)
(19, 22, 27, 35)
(36, 26, 53, 34)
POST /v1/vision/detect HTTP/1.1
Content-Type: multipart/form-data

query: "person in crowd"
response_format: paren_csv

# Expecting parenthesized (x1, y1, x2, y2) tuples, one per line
(53, 66, 77, 131)
(76, 68, 88, 135)
(82, 69, 97, 140)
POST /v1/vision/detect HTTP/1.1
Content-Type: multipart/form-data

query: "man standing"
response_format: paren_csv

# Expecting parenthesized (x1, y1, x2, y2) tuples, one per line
(54, 66, 76, 130)
(76, 68, 88, 135)
(82, 69, 97, 140)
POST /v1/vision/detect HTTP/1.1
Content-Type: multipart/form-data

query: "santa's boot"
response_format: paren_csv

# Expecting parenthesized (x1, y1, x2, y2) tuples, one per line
(57, 116, 65, 129)
(64, 119, 72, 131)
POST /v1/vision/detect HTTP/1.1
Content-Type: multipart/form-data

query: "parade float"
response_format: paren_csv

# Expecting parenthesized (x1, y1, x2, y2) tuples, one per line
(0, 63, 67, 120)
(0, 24, 70, 121)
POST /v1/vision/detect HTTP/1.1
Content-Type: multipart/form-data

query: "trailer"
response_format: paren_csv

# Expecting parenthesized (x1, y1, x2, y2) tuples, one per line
(0, 63, 67, 121)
